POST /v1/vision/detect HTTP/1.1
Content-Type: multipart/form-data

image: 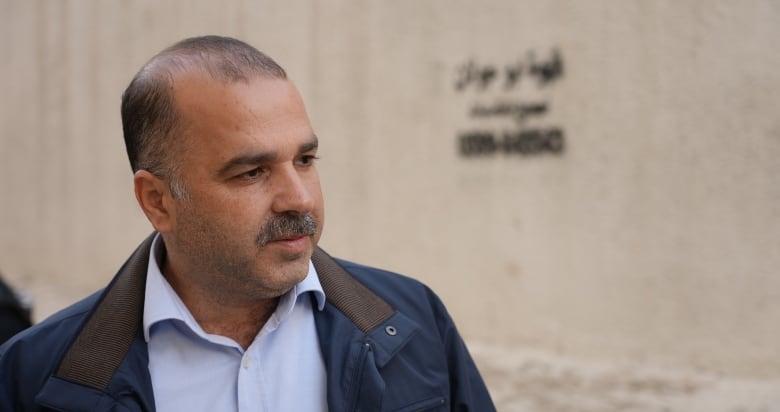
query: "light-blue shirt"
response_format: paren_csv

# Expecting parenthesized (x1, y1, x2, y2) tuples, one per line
(143, 234, 328, 412)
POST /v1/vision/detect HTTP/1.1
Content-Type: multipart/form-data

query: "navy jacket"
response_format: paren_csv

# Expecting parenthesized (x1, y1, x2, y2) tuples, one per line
(0, 235, 495, 411)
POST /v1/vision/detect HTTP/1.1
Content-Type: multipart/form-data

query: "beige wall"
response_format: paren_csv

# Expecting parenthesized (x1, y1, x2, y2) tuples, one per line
(2, 0, 779, 384)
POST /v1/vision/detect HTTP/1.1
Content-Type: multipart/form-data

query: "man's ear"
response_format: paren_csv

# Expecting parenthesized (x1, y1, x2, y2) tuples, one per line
(134, 170, 175, 233)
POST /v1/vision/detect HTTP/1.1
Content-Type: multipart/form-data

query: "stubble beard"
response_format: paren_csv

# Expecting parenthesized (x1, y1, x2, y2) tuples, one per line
(171, 208, 319, 305)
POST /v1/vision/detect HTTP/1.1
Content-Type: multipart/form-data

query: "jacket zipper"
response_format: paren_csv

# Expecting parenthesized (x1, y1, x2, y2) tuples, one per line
(348, 341, 371, 412)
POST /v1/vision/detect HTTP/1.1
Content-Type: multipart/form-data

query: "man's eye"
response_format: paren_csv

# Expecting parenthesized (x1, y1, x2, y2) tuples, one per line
(238, 168, 262, 179)
(298, 155, 319, 166)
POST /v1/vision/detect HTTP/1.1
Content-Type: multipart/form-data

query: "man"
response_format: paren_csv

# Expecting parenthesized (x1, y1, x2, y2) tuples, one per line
(0, 35, 494, 411)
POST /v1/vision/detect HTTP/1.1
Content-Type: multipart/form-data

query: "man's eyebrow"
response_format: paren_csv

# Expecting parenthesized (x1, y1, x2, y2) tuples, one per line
(299, 135, 319, 153)
(217, 151, 277, 177)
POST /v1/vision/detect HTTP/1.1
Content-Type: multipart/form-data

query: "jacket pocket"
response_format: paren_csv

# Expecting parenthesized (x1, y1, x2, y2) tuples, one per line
(393, 395, 446, 412)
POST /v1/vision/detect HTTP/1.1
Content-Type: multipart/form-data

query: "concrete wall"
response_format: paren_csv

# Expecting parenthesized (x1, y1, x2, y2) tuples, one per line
(1, 0, 779, 387)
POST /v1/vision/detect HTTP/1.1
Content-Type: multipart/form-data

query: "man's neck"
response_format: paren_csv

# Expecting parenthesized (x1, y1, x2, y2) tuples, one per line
(161, 257, 280, 350)
(188, 296, 279, 349)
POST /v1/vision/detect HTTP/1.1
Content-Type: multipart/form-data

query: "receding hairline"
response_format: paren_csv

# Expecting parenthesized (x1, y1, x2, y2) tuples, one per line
(134, 41, 287, 90)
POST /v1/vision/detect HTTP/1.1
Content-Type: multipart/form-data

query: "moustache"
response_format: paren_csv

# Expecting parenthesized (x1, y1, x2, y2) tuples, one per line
(257, 213, 317, 247)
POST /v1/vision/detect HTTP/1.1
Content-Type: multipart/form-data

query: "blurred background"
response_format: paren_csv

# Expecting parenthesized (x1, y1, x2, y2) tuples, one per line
(1, 1, 779, 410)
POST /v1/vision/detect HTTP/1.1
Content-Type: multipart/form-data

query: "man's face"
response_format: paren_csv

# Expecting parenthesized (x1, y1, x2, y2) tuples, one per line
(162, 72, 324, 303)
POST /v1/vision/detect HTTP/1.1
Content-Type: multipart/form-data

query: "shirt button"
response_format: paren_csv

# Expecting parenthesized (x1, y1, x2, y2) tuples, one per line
(242, 356, 251, 369)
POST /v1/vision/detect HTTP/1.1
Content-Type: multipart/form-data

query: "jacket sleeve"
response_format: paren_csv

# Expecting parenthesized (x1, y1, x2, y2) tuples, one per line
(0, 332, 47, 411)
(0, 341, 16, 411)
(426, 287, 496, 411)
(0, 296, 99, 411)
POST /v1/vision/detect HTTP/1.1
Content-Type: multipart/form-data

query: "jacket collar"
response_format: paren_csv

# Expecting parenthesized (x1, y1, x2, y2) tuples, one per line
(37, 234, 156, 411)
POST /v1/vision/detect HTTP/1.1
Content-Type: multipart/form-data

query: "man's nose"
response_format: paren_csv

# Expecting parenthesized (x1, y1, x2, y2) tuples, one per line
(270, 165, 315, 215)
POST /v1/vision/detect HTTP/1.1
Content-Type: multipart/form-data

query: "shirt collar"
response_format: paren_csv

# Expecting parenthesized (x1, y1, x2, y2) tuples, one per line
(143, 233, 326, 343)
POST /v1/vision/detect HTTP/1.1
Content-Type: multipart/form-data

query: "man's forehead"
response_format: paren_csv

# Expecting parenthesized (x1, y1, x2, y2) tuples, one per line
(171, 71, 303, 119)
(168, 70, 312, 148)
